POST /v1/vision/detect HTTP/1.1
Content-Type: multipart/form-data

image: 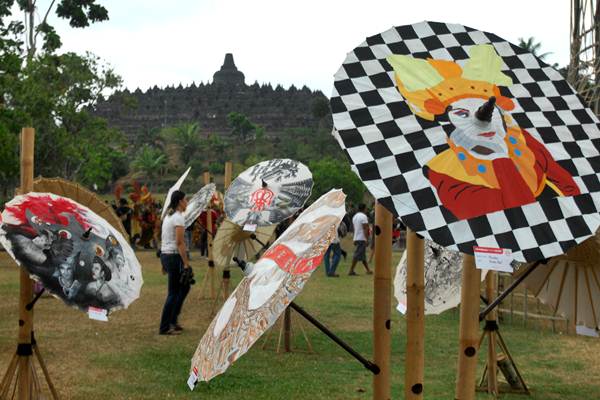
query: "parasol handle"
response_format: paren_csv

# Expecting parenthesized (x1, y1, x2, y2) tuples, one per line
(289, 302, 380, 375)
(478, 258, 548, 321)
(25, 288, 45, 311)
(249, 233, 266, 247)
(232, 257, 247, 271)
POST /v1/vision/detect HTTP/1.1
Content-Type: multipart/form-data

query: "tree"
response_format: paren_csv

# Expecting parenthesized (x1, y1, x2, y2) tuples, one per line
(308, 157, 365, 205)
(518, 37, 552, 61)
(0, 0, 123, 193)
(130, 145, 167, 183)
(160, 122, 203, 165)
(227, 112, 257, 142)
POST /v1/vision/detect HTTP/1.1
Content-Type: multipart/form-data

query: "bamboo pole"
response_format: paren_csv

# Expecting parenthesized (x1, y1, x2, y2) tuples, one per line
(18, 127, 35, 399)
(224, 161, 233, 190)
(485, 271, 498, 395)
(222, 161, 233, 298)
(455, 254, 481, 400)
(373, 203, 392, 400)
(283, 308, 292, 352)
(405, 229, 425, 399)
(204, 171, 216, 299)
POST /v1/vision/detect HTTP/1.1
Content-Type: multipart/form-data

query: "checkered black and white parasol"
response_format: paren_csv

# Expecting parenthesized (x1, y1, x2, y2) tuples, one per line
(331, 21, 600, 263)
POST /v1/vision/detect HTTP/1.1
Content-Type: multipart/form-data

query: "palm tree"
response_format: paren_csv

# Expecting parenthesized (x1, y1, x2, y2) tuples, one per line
(161, 122, 203, 165)
(130, 145, 167, 183)
(518, 37, 552, 61)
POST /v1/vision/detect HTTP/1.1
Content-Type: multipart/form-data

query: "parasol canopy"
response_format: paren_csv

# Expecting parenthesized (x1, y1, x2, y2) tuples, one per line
(161, 167, 191, 220)
(0, 192, 143, 313)
(518, 231, 600, 329)
(184, 183, 216, 228)
(190, 189, 346, 383)
(33, 177, 127, 238)
(212, 219, 276, 268)
(331, 21, 600, 262)
(224, 159, 313, 229)
(394, 239, 486, 315)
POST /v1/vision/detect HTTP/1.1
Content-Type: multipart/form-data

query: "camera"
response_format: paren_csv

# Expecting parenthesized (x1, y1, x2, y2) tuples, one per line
(180, 266, 195, 286)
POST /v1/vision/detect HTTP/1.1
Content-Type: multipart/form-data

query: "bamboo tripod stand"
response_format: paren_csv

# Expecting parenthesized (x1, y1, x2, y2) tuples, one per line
(405, 229, 424, 399)
(477, 272, 529, 397)
(261, 307, 314, 353)
(0, 128, 59, 400)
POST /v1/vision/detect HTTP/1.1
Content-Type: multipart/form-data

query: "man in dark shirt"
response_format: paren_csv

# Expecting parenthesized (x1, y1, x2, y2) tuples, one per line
(116, 198, 133, 242)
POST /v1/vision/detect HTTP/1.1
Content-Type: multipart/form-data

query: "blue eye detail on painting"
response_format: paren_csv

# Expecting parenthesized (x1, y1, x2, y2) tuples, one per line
(509, 136, 517, 145)
(458, 152, 467, 161)
(514, 149, 522, 157)
(477, 164, 487, 173)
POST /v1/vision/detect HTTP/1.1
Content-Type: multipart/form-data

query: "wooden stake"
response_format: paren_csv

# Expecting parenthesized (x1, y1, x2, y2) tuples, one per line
(373, 203, 392, 400)
(455, 254, 481, 400)
(224, 161, 233, 190)
(485, 271, 498, 396)
(405, 229, 424, 399)
(283, 308, 292, 352)
(203, 171, 210, 185)
(18, 127, 35, 399)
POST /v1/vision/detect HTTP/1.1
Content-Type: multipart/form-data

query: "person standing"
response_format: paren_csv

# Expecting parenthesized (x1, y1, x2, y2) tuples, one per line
(159, 190, 192, 335)
(348, 203, 372, 276)
(323, 220, 347, 277)
(116, 198, 133, 243)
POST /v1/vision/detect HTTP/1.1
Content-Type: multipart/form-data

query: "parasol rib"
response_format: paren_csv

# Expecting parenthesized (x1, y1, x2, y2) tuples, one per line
(534, 262, 557, 298)
(553, 263, 569, 316)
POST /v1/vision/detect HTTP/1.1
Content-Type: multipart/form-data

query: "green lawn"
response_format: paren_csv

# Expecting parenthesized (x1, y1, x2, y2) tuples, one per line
(0, 249, 599, 399)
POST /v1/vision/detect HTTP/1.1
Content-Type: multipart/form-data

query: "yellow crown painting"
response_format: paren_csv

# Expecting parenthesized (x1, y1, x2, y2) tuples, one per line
(387, 44, 515, 121)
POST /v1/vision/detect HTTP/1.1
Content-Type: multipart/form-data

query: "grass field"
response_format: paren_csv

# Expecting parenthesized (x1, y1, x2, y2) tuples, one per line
(1, 248, 599, 399)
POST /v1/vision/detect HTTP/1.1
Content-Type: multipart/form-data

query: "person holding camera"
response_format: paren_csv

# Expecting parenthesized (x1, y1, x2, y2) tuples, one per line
(159, 190, 194, 335)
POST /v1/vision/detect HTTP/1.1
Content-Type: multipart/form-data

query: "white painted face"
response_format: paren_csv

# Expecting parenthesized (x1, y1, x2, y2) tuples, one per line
(448, 98, 509, 160)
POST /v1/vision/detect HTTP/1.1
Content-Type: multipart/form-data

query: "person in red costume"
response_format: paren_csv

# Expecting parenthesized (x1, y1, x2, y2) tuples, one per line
(425, 97, 581, 220)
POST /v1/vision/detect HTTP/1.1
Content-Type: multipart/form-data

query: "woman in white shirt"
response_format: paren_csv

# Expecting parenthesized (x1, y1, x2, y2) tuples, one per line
(159, 190, 192, 335)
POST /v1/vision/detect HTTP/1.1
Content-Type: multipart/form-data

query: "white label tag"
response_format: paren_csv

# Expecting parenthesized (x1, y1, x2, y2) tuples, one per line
(187, 366, 199, 391)
(243, 223, 257, 232)
(474, 246, 513, 273)
(576, 325, 599, 337)
(88, 307, 108, 322)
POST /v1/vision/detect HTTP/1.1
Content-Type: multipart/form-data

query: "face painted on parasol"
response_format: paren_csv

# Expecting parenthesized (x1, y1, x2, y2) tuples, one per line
(447, 98, 509, 160)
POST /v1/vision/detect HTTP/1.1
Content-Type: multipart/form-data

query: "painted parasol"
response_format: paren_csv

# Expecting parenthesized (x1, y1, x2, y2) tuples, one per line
(331, 21, 600, 262)
(517, 231, 600, 329)
(0, 192, 143, 313)
(224, 159, 313, 230)
(161, 167, 191, 220)
(184, 183, 216, 228)
(32, 177, 128, 239)
(394, 239, 486, 315)
(189, 189, 346, 384)
(212, 219, 276, 268)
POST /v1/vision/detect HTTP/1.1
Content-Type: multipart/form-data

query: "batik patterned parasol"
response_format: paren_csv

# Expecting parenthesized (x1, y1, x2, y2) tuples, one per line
(161, 167, 191, 220)
(394, 239, 486, 315)
(331, 21, 600, 262)
(0, 192, 143, 312)
(224, 159, 313, 229)
(212, 219, 276, 268)
(184, 183, 216, 228)
(190, 189, 345, 383)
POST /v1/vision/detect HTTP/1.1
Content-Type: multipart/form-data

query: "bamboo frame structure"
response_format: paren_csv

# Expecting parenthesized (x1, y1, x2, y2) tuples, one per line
(455, 255, 481, 400)
(0, 128, 59, 399)
(405, 229, 425, 399)
(373, 203, 392, 400)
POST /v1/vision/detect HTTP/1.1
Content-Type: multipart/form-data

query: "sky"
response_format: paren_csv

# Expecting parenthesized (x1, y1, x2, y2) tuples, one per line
(25, 0, 571, 96)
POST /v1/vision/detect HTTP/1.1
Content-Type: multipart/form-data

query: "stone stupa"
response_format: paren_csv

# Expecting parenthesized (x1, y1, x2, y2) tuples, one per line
(212, 53, 245, 86)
